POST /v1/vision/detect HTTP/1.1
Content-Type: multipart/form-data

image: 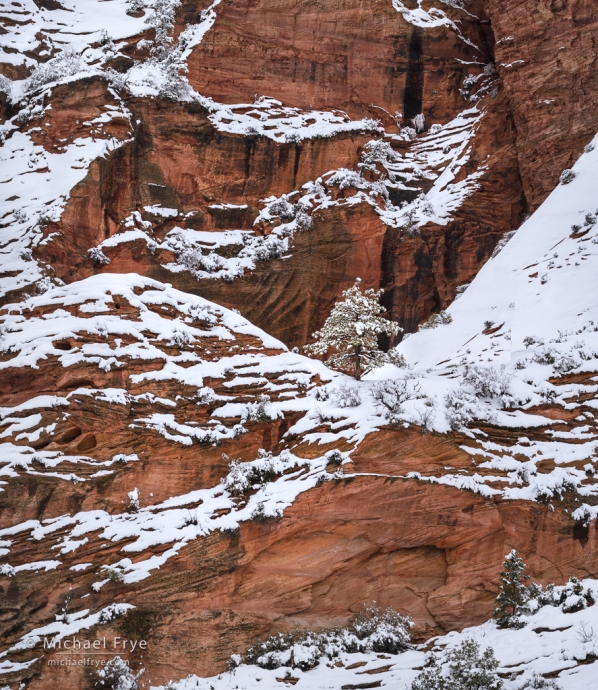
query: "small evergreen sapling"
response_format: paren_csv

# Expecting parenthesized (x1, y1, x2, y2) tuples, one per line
(493, 549, 530, 629)
(305, 278, 402, 380)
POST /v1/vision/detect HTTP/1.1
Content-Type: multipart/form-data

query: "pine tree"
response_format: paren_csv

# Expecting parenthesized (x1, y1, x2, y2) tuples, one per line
(145, 0, 180, 58)
(305, 278, 402, 380)
(447, 640, 502, 690)
(411, 639, 502, 690)
(493, 549, 530, 629)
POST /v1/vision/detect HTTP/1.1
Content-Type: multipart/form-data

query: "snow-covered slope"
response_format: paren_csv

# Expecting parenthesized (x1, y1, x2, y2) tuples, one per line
(400, 137, 598, 371)
(374, 134, 598, 518)
(1, 1, 597, 688)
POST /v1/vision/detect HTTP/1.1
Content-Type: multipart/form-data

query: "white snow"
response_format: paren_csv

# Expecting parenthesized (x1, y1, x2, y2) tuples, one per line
(2, 2, 598, 687)
(384, 132, 598, 515)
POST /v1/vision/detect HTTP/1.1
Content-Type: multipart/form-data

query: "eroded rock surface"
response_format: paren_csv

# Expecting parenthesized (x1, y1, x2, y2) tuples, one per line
(1, 1, 598, 689)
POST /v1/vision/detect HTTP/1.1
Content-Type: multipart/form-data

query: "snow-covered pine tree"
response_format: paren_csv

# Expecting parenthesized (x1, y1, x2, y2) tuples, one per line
(411, 639, 502, 690)
(305, 278, 402, 380)
(493, 549, 530, 629)
(145, 0, 181, 58)
(446, 640, 502, 690)
(95, 656, 142, 690)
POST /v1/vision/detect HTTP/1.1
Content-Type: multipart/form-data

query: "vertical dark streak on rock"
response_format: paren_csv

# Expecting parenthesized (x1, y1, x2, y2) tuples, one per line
(402, 27, 424, 122)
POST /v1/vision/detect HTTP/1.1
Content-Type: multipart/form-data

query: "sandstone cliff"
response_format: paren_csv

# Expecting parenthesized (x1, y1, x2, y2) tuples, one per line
(1, 1, 598, 689)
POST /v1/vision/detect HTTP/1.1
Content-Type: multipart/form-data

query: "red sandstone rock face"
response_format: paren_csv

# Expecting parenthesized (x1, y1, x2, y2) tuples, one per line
(5, 0, 525, 344)
(4, 392, 597, 688)
(1, 1, 598, 689)
(185, 0, 493, 122)
(483, 0, 598, 208)
(34, 89, 524, 342)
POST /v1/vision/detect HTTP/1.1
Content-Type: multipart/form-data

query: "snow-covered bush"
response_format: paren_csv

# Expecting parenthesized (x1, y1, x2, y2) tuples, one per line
(552, 351, 580, 374)
(130, 1, 193, 100)
(325, 449, 346, 467)
(294, 210, 313, 231)
(532, 577, 595, 614)
(87, 247, 110, 266)
(178, 247, 227, 274)
(243, 394, 277, 423)
(0, 564, 15, 578)
(168, 326, 195, 348)
(128, 0, 146, 11)
(127, 488, 140, 513)
(188, 303, 217, 327)
(559, 577, 596, 613)
(387, 349, 408, 368)
(155, 52, 192, 100)
(305, 278, 401, 380)
(532, 347, 585, 374)
(463, 364, 512, 399)
(250, 500, 283, 523)
(98, 604, 130, 624)
(331, 382, 362, 408)
(349, 606, 412, 654)
(533, 473, 577, 503)
(326, 168, 367, 191)
(371, 376, 421, 424)
(260, 195, 313, 232)
(14, 207, 27, 223)
(0, 74, 11, 98)
(415, 397, 436, 432)
(399, 206, 421, 235)
(237, 606, 411, 671)
(519, 675, 561, 690)
(491, 230, 516, 258)
(419, 310, 453, 330)
(523, 335, 544, 349)
(444, 388, 477, 430)
(99, 29, 116, 55)
(559, 169, 576, 185)
(95, 656, 141, 690)
(25, 49, 87, 94)
(314, 387, 330, 402)
(462, 73, 480, 91)
(36, 277, 58, 294)
(532, 347, 557, 365)
(106, 568, 125, 584)
(196, 387, 215, 405)
(251, 235, 286, 262)
(221, 450, 288, 496)
(267, 196, 296, 221)
(16, 101, 45, 124)
(411, 113, 425, 133)
(494, 550, 530, 629)
(411, 639, 502, 690)
(358, 139, 402, 175)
